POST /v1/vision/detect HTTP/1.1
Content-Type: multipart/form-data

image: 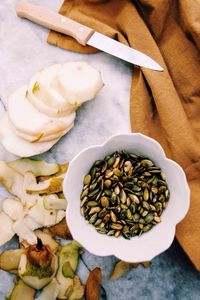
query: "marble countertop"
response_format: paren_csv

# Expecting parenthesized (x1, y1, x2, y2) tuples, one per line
(0, 0, 200, 299)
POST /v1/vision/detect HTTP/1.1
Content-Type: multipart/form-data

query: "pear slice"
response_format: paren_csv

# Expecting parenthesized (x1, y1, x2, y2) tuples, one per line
(27, 90, 69, 118)
(54, 62, 103, 105)
(0, 212, 15, 246)
(0, 249, 25, 273)
(7, 279, 35, 300)
(43, 194, 67, 210)
(35, 278, 59, 300)
(8, 158, 59, 176)
(28, 197, 57, 227)
(28, 64, 74, 112)
(12, 123, 73, 143)
(0, 159, 24, 198)
(0, 114, 61, 157)
(8, 85, 76, 138)
(2, 198, 25, 221)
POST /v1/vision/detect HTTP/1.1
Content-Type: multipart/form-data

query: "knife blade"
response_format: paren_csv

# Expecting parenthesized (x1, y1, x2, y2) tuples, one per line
(16, 2, 163, 71)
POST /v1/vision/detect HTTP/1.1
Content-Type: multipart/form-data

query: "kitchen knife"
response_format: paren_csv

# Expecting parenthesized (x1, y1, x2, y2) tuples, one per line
(16, 2, 163, 71)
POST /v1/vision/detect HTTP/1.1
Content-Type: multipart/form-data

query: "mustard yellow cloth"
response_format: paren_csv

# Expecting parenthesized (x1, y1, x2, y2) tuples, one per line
(48, 0, 200, 271)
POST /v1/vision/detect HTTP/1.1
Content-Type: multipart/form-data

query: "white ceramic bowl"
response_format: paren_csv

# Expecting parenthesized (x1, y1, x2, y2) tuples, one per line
(64, 133, 190, 262)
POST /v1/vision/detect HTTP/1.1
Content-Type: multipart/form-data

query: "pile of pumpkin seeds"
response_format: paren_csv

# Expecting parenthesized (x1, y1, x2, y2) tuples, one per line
(80, 151, 170, 239)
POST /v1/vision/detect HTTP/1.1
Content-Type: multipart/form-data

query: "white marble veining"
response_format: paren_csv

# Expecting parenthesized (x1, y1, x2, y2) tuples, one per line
(1, 1, 200, 300)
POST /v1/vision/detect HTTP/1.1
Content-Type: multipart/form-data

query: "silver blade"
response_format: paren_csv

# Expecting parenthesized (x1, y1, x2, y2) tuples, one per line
(87, 32, 163, 71)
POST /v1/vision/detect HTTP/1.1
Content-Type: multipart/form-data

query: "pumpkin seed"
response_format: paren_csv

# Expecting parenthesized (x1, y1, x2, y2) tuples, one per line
(83, 174, 91, 185)
(110, 223, 123, 230)
(124, 161, 132, 172)
(108, 154, 117, 167)
(81, 150, 169, 239)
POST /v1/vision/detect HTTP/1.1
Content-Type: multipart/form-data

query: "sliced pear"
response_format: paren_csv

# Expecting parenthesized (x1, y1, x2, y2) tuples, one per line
(0, 249, 25, 273)
(54, 62, 103, 105)
(19, 253, 58, 290)
(0, 212, 15, 246)
(8, 85, 76, 138)
(0, 114, 61, 157)
(34, 230, 60, 253)
(28, 64, 75, 112)
(12, 123, 73, 143)
(26, 174, 64, 195)
(2, 198, 25, 221)
(8, 158, 59, 176)
(43, 194, 67, 210)
(35, 278, 59, 300)
(0, 159, 24, 199)
(28, 197, 57, 227)
(27, 90, 69, 117)
(7, 279, 35, 300)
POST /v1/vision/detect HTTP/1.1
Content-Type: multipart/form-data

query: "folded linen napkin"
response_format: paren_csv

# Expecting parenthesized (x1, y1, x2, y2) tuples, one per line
(48, 0, 200, 271)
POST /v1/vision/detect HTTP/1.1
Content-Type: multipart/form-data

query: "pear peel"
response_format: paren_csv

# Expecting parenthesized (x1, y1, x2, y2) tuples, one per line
(8, 158, 59, 176)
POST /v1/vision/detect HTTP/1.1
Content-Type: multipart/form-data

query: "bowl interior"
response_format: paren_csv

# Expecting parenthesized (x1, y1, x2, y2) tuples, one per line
(64, 134, 190, 262)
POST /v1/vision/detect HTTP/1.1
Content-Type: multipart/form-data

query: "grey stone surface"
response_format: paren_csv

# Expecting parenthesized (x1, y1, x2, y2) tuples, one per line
(0, 0, 200, 299)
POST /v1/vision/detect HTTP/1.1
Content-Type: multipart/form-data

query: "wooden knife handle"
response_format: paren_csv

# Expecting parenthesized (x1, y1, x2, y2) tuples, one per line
(16, 2, 94, 45)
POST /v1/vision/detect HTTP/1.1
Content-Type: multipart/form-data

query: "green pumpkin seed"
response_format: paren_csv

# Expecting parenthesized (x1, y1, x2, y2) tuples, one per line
(89, 213, 98, 224)
(87, 201, 98, 207)
(89, 207, 101, 215)
(89, 182, 98, 191)
(129, 194, 140, 204)
(120, 189, 127, 204)
(110, 211, 117, 223)
(142, 224, 152, 232)
(113, 168, 123, 177)
(83, 174, 91, 185)
(110, 223, 123, 230)
(94, 219, 102, 226)
(104, 179, 112, 188)
(107, 154, 116, 167)
(107, 230, 115, 236)
(101, 162, 108, 173)
(115, 230, 121, 237)
(88, 189, 99, 198)
(145, 213, 154, 224)
(105, 169, 113, 178)
(143, 188, 149, 201)
(113, 156, 120, 168)
(103, 214, 111, 223)
(101, 196, 109, 207)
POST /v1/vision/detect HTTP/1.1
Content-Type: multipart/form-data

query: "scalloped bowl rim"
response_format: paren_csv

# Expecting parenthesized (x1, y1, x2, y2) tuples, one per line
(64, 133, 190, 262)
